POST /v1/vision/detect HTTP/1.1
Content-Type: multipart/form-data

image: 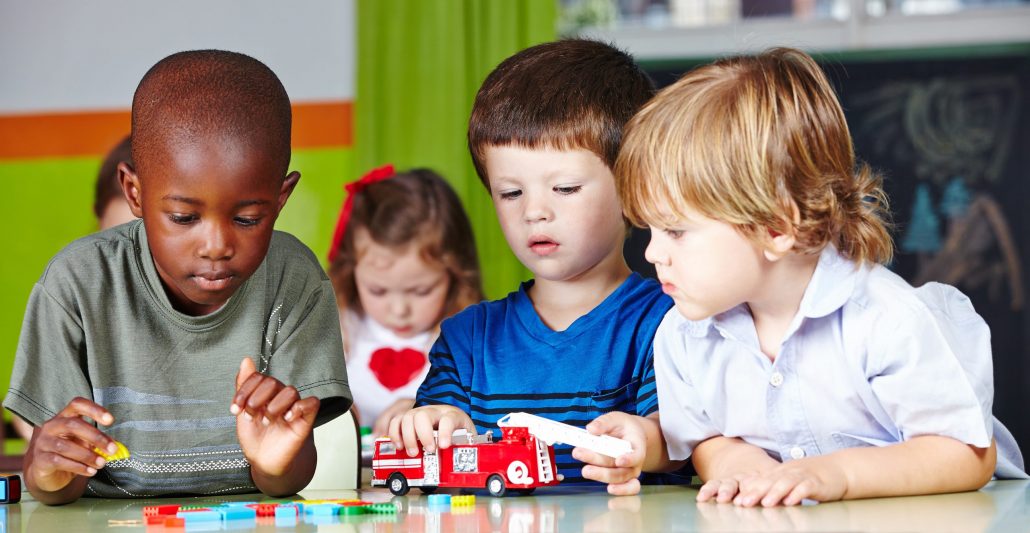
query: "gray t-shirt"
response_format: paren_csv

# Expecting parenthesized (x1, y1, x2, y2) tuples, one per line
(4, 220, 351, 497)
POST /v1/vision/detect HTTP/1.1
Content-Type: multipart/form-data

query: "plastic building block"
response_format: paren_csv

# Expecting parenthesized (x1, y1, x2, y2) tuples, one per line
(451, 495, 475, 506)
(164, 517, 185, 527)
(274, 504, 299, 518)
(368, 503, 398, 513)
(143, 504, 180, 516)
(93, 440, 130, 462)
(176, 510, 221, 522)
(498, 412, 632, 458)
(219, 507, 257, 520)
(339, 504, 365, 515)
(427, 494, 451, 506)
(245, 503, 278, 517)
(0, 474, 20, 504)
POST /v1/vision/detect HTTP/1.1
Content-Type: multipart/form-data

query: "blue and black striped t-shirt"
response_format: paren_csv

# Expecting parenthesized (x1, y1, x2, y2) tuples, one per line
(415, 273, 673, 484)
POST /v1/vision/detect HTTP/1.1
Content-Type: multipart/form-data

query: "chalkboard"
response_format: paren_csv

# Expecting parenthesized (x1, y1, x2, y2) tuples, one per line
(633, 48, 1030, 456)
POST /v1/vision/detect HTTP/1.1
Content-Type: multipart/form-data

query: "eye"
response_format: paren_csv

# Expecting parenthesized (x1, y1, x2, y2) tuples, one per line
(498, 189, 522, 201)
(367, 287, 387, 297)
(413, 286, 435, 296)
(554, 185, 582, 195)
(234, 216, 261, 227)
(168, 214, 196, 225)
(663, 228, 685, 239)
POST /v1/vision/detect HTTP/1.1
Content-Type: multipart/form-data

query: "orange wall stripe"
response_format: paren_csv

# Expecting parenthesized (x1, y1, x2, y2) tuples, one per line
(0, 101, 352, 160)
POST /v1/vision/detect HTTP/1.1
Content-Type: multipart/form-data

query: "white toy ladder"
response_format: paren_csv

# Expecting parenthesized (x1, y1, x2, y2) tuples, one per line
(535, 437, 554, 483)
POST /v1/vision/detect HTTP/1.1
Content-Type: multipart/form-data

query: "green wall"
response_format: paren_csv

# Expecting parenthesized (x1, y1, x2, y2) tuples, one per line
(0, 147, 354, 414)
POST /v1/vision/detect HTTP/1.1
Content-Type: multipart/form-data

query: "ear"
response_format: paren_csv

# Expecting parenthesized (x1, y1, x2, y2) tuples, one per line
(276, 171, 301, 213)
(118, 162, 144, 218)
(762, 201, 801, 262)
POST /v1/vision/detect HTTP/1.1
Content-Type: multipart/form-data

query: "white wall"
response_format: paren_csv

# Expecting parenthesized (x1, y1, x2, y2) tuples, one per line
(0, 0, 355, 113)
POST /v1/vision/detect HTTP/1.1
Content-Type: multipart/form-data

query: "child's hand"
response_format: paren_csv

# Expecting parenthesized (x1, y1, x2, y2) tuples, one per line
(388, 404, 475, 456)
(28, 397, 118, 493)
(575, 412, 648, 496)
(696, 474, 750, 503)
(722, 456, 848, 507)
(232, 357, 320, 477)
(373, 398, 415, 438)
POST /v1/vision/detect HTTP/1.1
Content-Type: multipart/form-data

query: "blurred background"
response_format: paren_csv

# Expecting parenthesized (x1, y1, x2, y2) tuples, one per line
(1, 0, 1028, 461)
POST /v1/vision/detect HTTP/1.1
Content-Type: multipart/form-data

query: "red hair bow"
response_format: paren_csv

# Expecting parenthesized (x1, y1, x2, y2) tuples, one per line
(327, 164, 395, 263)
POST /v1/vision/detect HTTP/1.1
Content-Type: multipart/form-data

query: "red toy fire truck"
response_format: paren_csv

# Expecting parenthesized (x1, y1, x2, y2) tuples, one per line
(371, 425, 560, 497)
(371, 412, 633, 497)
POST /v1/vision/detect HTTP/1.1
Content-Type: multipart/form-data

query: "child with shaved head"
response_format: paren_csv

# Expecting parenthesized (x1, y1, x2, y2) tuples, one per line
(4, 50, 351, 504)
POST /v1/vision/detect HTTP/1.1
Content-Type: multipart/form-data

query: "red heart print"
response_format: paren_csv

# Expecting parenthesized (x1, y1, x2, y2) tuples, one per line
(368, 347, 428, 391)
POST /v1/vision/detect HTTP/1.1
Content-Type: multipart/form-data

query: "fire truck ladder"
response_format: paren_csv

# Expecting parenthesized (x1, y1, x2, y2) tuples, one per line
(535, 437, 554, 483)
(498, 412, 633, 459)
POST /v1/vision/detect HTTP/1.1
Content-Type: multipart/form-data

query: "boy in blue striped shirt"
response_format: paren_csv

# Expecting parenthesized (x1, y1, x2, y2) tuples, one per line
(387, 39, 683, 489)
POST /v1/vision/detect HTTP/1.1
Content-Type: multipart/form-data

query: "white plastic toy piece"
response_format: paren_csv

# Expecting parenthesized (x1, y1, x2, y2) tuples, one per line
(497, 412, 633, 459)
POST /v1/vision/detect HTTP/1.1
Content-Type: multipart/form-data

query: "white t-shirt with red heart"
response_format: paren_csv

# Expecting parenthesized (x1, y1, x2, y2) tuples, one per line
(342, 310, 434, 428)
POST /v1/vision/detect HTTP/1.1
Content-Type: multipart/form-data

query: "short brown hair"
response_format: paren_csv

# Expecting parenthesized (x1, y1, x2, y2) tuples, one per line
(468, 39, 654, 188)
(328, 168, 484, 319)
(617, 47, 893, 265)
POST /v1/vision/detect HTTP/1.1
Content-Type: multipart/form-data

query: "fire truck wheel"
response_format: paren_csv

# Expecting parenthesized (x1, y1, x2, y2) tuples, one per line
(418, 486, 438, 494)
(486, 474, 507, 497)
(388, 473, 410, 496)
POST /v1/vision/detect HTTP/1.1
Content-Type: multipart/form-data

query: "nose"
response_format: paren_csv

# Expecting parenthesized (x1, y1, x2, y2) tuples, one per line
(522, 190, 554, 223)
(197, 221, 234, 261)
(389, 295, 411, 319)
(644, 229, 668, 266)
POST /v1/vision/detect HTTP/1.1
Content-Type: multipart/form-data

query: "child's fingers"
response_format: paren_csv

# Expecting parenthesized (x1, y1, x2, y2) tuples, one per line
(782, 479, 817, 507)
(581, 463, 638, 485)
(263, 386, 301, 425)
(413, 410, 439, 454)
(235, 357, 258, 390)
(436, 414, 456, 451)
(760, 476, 800, 507)
(585, 412, 626, 437)
(232, 374, 281, 418)
(696, 479, 718, 502)
(606, 478, 641, 496)
(715, 479, 740, 503)
(57, 397, 115, 426)
(388, 413, 404, 449)
(399, 410, 422, 457)
(33, 449, 101, 478)
(735, 476, 773, 507)
(44, 416, 117, 457)
(571, 446, 616, 467)
(285, 397, 320, 426)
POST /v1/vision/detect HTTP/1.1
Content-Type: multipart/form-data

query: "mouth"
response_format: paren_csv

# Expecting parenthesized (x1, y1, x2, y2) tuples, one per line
(660, 282, 677, 295)
(392, 325, 414, 336)
(528, 235, 559, 256)
(192, 270, 235, 292)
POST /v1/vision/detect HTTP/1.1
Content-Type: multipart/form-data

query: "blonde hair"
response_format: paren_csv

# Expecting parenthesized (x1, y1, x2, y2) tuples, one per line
(616, 47, 893, 265)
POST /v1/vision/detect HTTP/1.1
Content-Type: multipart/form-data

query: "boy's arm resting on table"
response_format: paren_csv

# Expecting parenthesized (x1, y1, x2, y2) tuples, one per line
(695, 435, 996, 506)
(577, 412, 687, 495)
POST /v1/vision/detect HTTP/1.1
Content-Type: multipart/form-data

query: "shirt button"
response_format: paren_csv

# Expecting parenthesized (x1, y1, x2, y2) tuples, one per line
(789, 446, 806, 460)
(769, 372, 784, 387)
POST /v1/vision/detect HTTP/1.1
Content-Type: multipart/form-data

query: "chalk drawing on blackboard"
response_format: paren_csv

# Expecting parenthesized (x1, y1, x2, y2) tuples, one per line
(853, 77, 1024, 310)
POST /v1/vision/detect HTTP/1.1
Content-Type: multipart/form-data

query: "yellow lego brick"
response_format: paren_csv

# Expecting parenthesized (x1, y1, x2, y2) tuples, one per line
(94, 440, 130, 462)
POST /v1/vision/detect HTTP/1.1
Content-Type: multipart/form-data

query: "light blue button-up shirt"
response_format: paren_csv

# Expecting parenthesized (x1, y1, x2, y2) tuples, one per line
(654, 246, 1026, 478)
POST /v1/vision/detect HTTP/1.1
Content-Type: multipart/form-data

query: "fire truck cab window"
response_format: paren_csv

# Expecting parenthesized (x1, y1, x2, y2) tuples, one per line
(379, 442, 396, 455)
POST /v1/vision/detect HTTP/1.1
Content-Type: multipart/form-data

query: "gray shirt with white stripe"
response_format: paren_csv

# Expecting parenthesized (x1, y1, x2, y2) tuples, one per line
(4, 220, 351, 497)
